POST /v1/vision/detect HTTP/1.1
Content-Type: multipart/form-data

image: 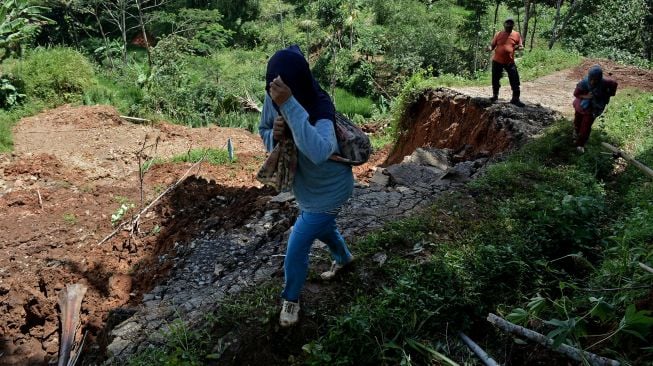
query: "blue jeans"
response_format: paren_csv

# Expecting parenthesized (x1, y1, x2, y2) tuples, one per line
(281, 211, 352, 302)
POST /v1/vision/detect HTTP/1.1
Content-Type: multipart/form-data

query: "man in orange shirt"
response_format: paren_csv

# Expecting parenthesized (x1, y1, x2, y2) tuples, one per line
(487, 18, 525, 107)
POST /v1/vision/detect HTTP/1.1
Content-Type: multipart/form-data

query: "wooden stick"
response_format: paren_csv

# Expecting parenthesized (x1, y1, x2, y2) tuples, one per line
(601, 142, 653, 179)
(639, 262, 653, 274)
(37, 189, 43, 210)
(458, 332, 500, 366)
(58, 284, 88, 366)
(120, 115, 151, 123)
(487, 313, 620, 366)
(97, 155, 206, 246)
(69, 331, 88, 366)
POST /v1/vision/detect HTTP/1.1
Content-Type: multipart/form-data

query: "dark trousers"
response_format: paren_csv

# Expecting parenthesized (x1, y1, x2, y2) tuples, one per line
(573, 111, 595, 147)
(492, 61, 521, 101)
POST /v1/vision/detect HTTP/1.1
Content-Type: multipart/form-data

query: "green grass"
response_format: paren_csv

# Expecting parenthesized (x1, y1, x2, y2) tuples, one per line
(83, 73, 144, 116)
(0, 101, 46, 152)
(333, 88, 375, 118)
(140, 149, 236, 173)
(302, 91, 653, 365)
(170, 148, 235, 165)
(426, 47, 584, 88)
(127, 317, 217, 366)
(595, 90, 653, 160)
(219, 111, 260, 133)
(3, 47, 95, 106)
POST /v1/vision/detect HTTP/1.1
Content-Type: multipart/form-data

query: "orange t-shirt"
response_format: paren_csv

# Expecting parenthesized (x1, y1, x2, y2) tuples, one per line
(491, 31, 522, 64)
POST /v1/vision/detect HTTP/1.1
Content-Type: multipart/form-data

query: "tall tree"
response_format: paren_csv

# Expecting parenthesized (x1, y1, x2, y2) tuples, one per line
(548, 0, 583, 49)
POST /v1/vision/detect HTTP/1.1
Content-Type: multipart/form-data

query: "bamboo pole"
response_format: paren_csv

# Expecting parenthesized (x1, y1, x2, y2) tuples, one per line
(487, 313, 620, 366)
(120, 115, 151, 123)
(601, 142, 653, 179)
(639, 262, 653, 274)
(458, 332, 500, 366)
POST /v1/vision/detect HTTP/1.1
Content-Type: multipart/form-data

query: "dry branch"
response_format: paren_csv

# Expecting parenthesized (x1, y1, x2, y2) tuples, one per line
(97, 155, 206, 246)
(37, 189, 43, 210)
(639, 262, 653, 275)
(58, 284, 88, 366)
(120, 115, 151, 123)
(458, 332, 499, 366)
(602, 142, 653, 179)
(237, 93, 262, 113)
(487, 313, 620, 366)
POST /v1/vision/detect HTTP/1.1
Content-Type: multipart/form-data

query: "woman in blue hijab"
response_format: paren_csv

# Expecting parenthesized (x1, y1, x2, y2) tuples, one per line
(259, 45, 355, 327)
(572, 65, 618, 153)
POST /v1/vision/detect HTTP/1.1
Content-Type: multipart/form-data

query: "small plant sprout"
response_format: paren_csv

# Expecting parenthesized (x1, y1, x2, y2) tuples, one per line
(111, 203, 135, 226)
(63, 213, 77, 225)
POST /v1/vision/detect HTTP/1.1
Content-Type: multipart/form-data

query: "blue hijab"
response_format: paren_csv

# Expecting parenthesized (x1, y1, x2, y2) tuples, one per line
(265, 45, 335, 125)
(578, 65, 608, 115)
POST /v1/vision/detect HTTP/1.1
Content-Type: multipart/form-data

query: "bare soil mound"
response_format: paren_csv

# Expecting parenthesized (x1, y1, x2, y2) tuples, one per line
(571, 59, 653, 91)
(12, 104, 264, 183)
(385, 88, 557, 165)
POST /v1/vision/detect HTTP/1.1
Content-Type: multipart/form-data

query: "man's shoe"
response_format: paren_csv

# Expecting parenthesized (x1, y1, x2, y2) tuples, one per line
(279, 300, 300, 327)
(576, 146, 585, 154)
(490, 95, 498, 102)
(320, 256, 354, 280)
(510, 99, 525, 107)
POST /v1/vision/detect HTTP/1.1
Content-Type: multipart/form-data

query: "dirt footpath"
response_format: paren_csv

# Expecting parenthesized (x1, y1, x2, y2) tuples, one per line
(453, 59, 653, 116)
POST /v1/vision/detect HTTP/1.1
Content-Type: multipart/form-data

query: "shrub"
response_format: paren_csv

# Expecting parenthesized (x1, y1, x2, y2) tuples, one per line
(0, 74, 25, 109)
(5, 47, 95, 105)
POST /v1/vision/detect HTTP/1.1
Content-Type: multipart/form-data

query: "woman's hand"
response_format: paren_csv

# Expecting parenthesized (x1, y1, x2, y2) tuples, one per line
(273, 116, 288, 141)
(269, 76, 292, 107)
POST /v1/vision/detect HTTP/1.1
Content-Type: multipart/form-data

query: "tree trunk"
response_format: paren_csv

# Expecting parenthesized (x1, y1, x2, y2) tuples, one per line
(516, 7, 521, 34)
(549, 0, 582, 49)
(529, 2, 537, 50)
(601, 142, 653, 178)
(121, 0, 128, 64)
(548, 0, 563, 49)
(493, 1, 500, 30)
(135, 0, 152, 72)
(57, 284, 88, 366)
(459, 332, 500, 366)
(349, 1, 354, 50)
(487, 313, 621, 366)
(94, 8, 116, 69)
(522, 0, 531, 47)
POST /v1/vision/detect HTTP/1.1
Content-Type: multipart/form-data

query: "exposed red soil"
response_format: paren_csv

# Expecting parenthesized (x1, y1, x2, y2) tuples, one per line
(385, 91, 513, 165)
(0, 104, 383, 364)
(0, 105, 271, 364)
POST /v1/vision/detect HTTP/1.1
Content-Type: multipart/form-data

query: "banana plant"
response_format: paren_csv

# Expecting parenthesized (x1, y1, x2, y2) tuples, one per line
(0, 0, 53, 59)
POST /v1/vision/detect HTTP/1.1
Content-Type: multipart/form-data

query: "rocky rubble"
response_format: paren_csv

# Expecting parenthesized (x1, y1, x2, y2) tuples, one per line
(104, 147, 490, 362)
